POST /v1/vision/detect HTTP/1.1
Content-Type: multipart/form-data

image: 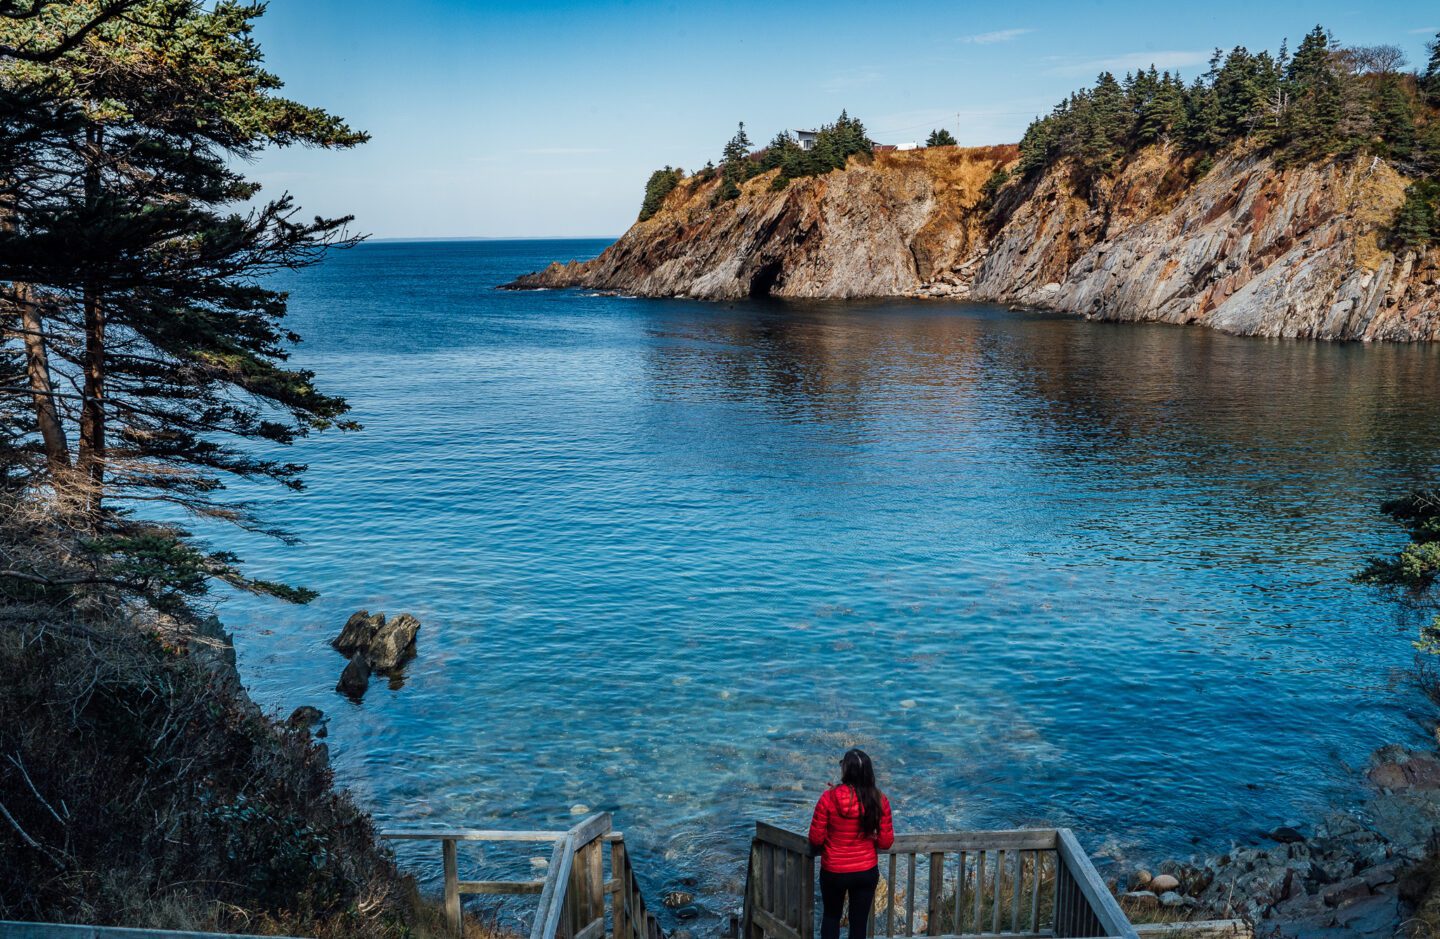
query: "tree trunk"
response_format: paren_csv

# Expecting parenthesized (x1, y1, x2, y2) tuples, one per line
(77, 123, 105, 510)
(17, 286, 71, 475)
(0, 186, 70, 477)
(77, 285, 104, 502)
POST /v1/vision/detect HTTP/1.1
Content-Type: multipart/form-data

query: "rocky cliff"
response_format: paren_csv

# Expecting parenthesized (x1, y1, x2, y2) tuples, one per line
(509, 144, 1440, 341)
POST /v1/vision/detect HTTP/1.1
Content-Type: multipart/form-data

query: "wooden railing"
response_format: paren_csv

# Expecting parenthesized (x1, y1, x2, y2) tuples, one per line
(742, 824, 1137, 939)
(381, 813, 664, 939)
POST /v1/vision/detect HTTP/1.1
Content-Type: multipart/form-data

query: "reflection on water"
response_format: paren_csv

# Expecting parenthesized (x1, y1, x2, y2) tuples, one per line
(215, 240, 1440, 924)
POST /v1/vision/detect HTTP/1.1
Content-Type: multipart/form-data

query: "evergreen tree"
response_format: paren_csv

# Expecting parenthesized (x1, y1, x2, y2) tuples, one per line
(1373, 73, 1416, 159)
(1136, 71, 1186, 144)
(716, 121, 752, 202)
(1424, 33, 1440, 106)
(0, 0, 142, 61)
(638, 166, 683, 221)
(0, 0, 366, 603)
(926, 128, 957, 147)
(1281, 26, 1343, 161)
(1017, 112, 1056, 174)
(1394, 182, 1437, 250)
(1183, 77, 1222, 151)
(1079, 71, 1129, 173)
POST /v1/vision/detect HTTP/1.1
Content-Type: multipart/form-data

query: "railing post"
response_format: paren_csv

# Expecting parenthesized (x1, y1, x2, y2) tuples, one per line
(611, 838, 628, 939)
(442, 837, 461, 936)
(800, 845, 815, 939)
(926, 853, 944, 936)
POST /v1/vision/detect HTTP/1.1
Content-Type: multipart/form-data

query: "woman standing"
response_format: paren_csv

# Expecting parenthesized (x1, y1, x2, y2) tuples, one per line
(808, 749, 895, 939)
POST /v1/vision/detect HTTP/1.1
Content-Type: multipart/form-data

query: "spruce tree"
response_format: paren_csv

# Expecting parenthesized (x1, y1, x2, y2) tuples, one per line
(638, 166, 683, 221)
(716, 121, 752, 202)
(925, 128, 957, 147)
(1281, 26, 1343, 161)
(0, 1, 366, 604)
(1373, 73, 1415, 159)
(1394, 183, 1437, 250)
(1137, 71, 1185, 144)
(1423, 33, 1440, 106)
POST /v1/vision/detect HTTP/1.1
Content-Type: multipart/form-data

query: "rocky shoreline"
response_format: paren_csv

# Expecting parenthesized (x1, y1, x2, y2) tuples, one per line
(1113, 743, 1440, 937)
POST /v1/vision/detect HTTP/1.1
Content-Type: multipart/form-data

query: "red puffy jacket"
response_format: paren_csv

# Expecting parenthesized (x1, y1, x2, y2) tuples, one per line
(808, 785, 895, 873)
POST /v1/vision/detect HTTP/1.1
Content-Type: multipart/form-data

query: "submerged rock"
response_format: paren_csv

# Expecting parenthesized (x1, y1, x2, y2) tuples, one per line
(337, 652, 371, 699)
(1267, 826, 1308, 845)
(1367, 746, 1440, 792)
(287, 705, 327, 737)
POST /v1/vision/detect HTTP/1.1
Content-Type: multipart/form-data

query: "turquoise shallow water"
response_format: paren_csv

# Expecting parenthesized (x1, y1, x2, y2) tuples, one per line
(215, 239, 1440, 921)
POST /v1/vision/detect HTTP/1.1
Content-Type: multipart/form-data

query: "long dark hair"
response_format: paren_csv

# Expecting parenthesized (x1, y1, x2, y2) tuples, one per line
(840, 748, 882, 838)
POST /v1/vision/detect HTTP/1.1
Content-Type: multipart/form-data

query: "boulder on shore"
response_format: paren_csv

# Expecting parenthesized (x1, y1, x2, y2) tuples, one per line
(1147, 873, 1180, 893)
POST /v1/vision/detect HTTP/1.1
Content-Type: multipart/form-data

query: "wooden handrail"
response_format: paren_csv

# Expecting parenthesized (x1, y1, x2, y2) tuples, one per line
(744, 823, 1138, 939)
(382, 814, 664, 939)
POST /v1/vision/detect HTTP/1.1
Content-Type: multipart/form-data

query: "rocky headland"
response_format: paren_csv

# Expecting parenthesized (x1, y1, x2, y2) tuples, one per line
(508, 145, 1440, 342)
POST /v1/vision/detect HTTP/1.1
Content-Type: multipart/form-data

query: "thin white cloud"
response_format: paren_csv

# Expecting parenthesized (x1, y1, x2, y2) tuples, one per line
(1408, 26, 1438, 34)
(1048, 50, 1210, 77)
(521, 147, 611, 156)
(958, 28, 1033, 45)
(821, 69, 883, 92)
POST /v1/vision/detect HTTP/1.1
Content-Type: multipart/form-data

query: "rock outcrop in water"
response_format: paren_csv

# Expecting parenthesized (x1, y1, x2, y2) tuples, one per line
(332, 609, 421, 698)
(507, 144, 1440, 342)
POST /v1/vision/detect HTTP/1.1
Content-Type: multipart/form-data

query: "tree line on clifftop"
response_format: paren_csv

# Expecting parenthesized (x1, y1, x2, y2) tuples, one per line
(638, 26, 1440, 251)
(1008, 25, 1440, 249)
(637, 111, 875, 219)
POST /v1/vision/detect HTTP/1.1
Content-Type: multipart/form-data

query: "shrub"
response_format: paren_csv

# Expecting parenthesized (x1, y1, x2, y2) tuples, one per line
(0, 494, 447, 938)
(980, 167, 1011, 204)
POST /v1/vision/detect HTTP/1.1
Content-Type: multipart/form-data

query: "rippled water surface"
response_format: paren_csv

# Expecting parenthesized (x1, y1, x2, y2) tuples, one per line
(219, 239, 1440, 919)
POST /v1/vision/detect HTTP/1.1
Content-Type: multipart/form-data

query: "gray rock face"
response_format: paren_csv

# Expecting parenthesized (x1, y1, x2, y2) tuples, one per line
(365, 613, 420, 672)
(970, 149, 1439, 341)
(507, 145, 1440, 342)
(334, 610, 383, 654)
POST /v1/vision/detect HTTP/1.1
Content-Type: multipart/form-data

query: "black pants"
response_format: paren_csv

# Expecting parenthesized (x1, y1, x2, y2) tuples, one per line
(819, 865, 880, 939)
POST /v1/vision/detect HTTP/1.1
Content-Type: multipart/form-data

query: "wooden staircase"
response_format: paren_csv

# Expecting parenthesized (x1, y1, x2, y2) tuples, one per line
(741, 823, 1140, 939)
(380, 817, 1145, 939)
(381, 812, 663, 939)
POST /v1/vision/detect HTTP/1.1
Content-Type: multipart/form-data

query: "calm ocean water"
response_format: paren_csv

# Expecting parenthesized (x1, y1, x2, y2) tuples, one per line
(217, 239, 1440, 920)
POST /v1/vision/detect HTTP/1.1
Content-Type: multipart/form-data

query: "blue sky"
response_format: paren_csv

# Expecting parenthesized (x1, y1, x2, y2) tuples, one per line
(248, 1, 1440, 239)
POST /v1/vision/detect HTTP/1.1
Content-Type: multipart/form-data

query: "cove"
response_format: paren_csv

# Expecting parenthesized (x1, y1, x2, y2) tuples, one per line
(215, 238, 1440, 912)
